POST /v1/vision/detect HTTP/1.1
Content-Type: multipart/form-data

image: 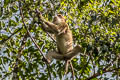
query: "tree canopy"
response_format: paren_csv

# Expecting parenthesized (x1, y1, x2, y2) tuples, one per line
(0, 0, 120, 80)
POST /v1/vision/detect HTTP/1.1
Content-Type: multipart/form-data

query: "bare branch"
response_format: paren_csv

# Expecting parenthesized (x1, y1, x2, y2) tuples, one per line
(18, 1, 47, 62)
(0, 28, 22, 44)
(86, 68, 119, 80)
(18, 1, 52, 80)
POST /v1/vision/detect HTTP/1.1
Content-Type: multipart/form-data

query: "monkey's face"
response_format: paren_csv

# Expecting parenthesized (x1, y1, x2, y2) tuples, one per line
(53, 14, 65, 25)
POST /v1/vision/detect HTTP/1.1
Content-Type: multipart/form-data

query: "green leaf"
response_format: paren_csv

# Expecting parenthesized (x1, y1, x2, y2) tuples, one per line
(4, 0, 10, 7)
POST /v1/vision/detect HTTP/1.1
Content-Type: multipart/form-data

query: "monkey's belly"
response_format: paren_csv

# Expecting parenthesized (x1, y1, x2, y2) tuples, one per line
(56, 37, 73, 54)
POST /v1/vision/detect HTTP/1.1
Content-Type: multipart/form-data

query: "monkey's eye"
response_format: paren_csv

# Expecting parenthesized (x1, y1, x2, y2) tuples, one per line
(57, 14, 62, 18)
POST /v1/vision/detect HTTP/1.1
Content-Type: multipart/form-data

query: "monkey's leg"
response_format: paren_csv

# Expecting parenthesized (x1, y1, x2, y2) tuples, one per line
(64, 60, 70, 74)
(69, 61, 75, 78)
(64, 45, 83, 60)
(46, 50, 65, 63)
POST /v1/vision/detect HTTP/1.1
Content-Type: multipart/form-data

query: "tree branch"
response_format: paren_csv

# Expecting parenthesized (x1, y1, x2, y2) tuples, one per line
(18, 1, 51, 80)
(86, 68, 119, 80)
(12, 31, 28, 80)
(18, 1, 47, 62)
(0, 28, 22, 44)
(35, 9, 56, 42)
(86, 56, 119, 80)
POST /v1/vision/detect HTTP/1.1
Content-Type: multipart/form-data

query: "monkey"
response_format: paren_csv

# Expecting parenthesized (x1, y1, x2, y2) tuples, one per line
(39, 14, 82, 63)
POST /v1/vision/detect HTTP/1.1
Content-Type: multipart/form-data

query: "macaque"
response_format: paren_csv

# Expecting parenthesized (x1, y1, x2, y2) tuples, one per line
(39, 14, 82, 63)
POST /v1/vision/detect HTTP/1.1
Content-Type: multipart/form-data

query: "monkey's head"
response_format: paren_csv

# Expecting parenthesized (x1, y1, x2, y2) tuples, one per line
(53, 14, 66, 25)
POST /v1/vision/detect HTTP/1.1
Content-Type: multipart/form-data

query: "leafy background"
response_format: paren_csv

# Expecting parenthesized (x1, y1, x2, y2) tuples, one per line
(0, 0, 120, 80)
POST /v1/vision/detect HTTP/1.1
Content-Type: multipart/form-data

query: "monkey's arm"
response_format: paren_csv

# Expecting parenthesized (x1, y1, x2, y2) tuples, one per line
(40, 22, 55, 33)
(57, 23, 68, 35)
(39, 14, 60, 33)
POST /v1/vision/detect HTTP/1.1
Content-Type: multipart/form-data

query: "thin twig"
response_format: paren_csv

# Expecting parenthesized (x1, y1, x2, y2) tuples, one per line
(46, 32, 56, 42)
(0, 27, 22, 44)
(85, 54, 118, 80)
(46, 64, 52, 80)
(35, 9, 56, 43)
(79, 56, 90, 79)
(12, 32, 28, 80)
(86, 68, 119, 80)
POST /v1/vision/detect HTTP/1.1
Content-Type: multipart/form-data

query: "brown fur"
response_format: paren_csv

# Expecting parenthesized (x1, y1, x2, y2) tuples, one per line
(39, 14, 81, 63)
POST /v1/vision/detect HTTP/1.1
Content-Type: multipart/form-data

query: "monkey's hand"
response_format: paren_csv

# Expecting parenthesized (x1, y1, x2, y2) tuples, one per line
(35, 9, 45, 22)
(39, 13, 46, 22)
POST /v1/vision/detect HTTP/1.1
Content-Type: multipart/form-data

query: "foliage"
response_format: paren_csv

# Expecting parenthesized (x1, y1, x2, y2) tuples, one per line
(0, 0, 120, 80)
